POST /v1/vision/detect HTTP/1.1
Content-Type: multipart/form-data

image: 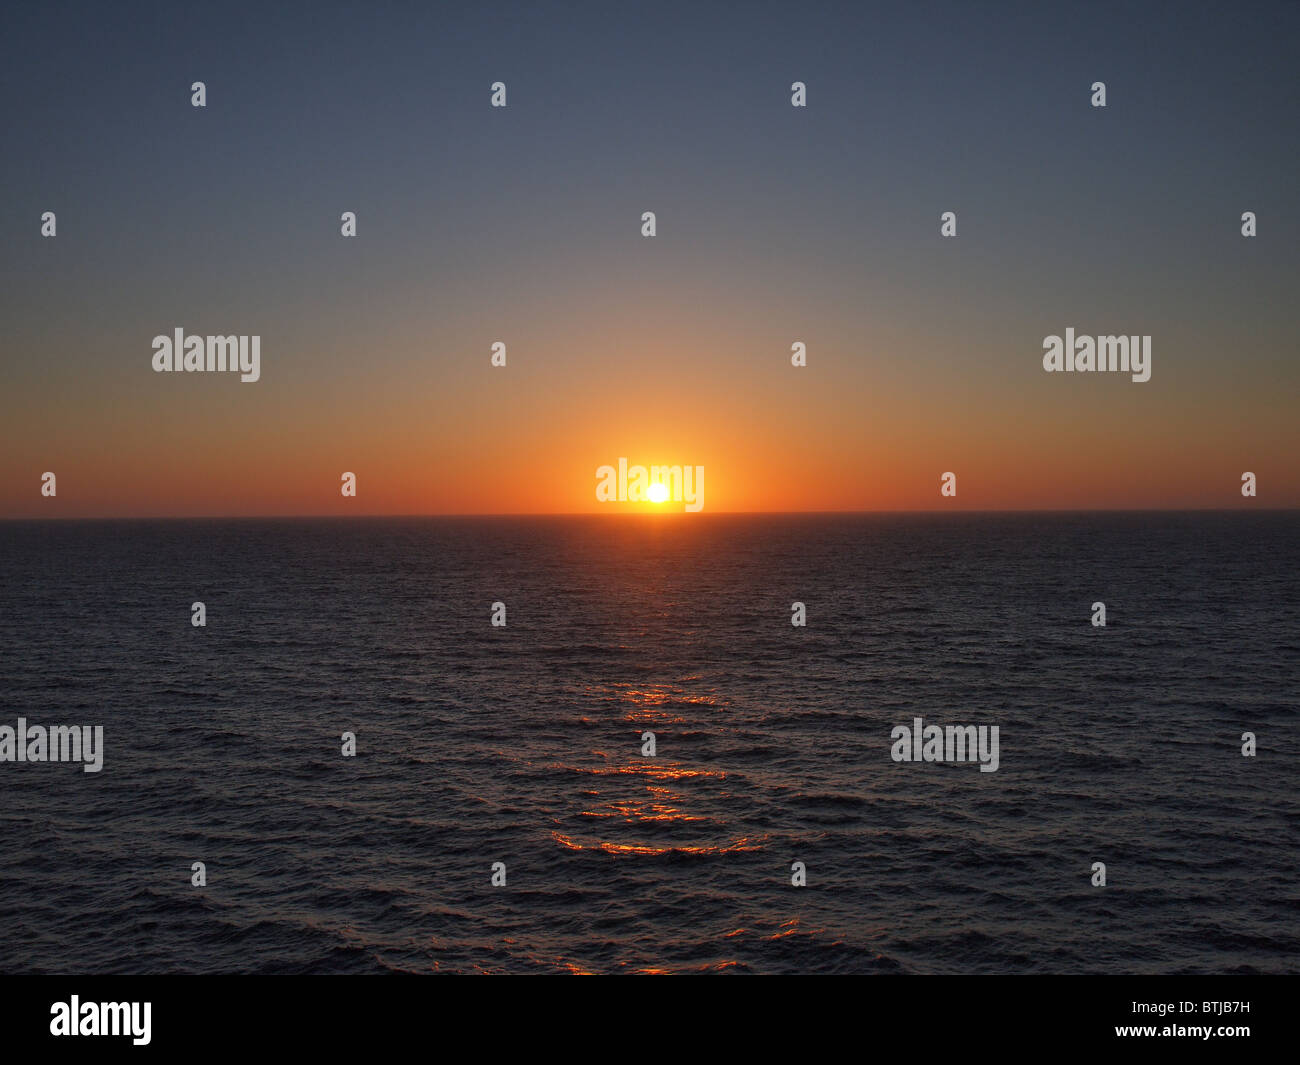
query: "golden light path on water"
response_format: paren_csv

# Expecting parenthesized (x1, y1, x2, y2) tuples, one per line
(552, 681, 770, 858)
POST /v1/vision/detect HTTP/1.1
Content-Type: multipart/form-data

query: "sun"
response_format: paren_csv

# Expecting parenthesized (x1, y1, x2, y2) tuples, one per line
(647, 482, 669, 503)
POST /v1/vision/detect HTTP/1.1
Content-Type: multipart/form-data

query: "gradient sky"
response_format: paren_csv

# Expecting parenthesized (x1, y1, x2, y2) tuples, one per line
(2, 0, 1297, 516)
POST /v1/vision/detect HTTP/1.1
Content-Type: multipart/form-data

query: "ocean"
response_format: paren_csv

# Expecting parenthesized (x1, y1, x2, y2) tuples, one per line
(1, 512, 1296, 974)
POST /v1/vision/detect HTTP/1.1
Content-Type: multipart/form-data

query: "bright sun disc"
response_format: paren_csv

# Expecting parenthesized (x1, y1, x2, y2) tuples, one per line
(647, 483, 669, 503)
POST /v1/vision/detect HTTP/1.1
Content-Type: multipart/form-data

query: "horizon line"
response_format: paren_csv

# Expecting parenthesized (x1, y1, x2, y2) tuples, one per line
(1, 506, 1294, 522)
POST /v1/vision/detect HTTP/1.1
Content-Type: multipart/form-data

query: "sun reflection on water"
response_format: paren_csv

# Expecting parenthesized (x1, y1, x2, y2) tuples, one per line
(553, 680, 766, 857)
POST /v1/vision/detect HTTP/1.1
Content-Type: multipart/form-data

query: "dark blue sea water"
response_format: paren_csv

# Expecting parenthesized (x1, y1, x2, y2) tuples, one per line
(0, 513, 1296, 974)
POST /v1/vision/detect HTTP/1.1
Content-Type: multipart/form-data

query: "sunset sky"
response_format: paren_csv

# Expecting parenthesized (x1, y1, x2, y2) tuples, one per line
(2, 1, 1296, 517)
